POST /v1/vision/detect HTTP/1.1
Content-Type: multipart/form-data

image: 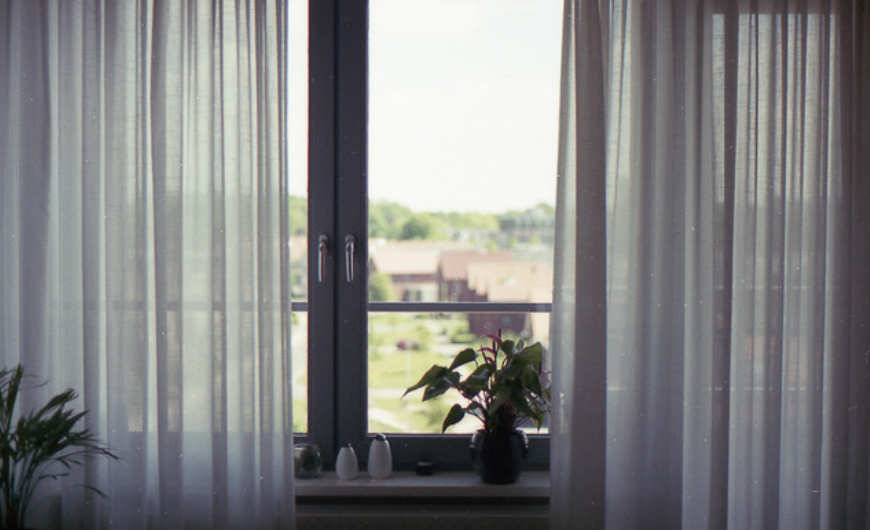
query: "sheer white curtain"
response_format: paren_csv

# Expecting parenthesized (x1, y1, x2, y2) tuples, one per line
(552, 0, 870, 529)
(0, 2, 292, 529)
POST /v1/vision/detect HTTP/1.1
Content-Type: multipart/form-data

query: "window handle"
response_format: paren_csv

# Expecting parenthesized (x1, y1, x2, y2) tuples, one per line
(318, 234, 329, 283)
(345, 235, 356, 283)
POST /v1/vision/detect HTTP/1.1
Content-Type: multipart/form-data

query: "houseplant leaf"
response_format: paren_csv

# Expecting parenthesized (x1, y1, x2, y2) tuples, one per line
(403, 365, 448, 397)
(448, 348, 477, 371)
(0, 365, 118, 530)
(441, 404, 465, 433)
(422, 371, 460, 402)
(459, 363, 495, 397)
(402, 336, 551, 437)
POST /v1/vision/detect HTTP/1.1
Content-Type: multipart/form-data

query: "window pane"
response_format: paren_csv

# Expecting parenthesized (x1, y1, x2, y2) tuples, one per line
(369, 312, 551, 434)
(288, 1, 308, 433)
(367, 0, 562, 434)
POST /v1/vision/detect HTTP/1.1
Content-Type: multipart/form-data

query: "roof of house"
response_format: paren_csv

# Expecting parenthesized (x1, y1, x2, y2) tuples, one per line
(437, 251, 513, 281)
(466, 261, 553, 302)
(369, 240, 468, 276)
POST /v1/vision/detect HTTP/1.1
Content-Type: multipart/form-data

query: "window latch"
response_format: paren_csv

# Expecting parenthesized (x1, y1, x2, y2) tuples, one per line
(317, 234, 329, 283)
(345, 235, 356, 283)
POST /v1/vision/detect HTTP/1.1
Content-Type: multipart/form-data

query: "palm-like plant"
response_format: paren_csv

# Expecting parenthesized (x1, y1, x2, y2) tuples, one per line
(0, 365, 117, 530)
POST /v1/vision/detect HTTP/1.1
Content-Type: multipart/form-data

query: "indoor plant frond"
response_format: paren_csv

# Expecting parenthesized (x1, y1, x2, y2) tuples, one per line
(403, 333, 551, 434)
(0, 365, 117, 530)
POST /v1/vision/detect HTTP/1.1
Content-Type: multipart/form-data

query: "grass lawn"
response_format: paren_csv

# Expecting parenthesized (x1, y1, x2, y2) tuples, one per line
(368, 313, 481, 433)
(292, 312, 490, 434)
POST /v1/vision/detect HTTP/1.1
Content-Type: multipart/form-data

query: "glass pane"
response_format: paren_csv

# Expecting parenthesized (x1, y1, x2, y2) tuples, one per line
(367, 0, 562, 433)
(288, 1, 308, 433)
(369, 312, 551, 434)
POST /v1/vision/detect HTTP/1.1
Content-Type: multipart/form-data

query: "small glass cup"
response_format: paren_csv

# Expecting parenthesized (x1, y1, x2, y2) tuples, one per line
(294, 443, 324, 479)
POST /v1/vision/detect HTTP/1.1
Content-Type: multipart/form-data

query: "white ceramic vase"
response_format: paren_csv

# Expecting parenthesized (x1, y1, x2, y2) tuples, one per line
(335, 444, 358, 480)
(367, 433, 392, 479)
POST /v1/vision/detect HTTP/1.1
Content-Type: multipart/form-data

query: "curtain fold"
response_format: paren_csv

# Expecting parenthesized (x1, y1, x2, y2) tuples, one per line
(0, 2, 292, 529)
(552, 1, 870, 529)
(551, 0, 608, 527)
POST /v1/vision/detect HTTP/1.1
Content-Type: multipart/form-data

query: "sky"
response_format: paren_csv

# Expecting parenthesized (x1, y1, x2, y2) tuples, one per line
(287, 0, 563, 214)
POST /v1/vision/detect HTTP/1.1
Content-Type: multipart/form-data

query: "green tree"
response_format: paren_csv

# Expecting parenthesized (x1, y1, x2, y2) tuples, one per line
(369, 272, 394, 302)
(288, 195, 307, 236)
(432, 211, 499, 232)
(533, 202, 555, 216)
(369, 200, 413, 239)
(399, 214, 438, 240)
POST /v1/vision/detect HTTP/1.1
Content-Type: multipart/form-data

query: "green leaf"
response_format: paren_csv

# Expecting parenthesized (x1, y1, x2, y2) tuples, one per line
(501, 340, 516, 357)
(519, 342, 544, 369)
(448, 348, 477, 371)
(441, 404, 465, 433)
(403, 365, 448, 397)
(422, 371, 461, 401)
(512, 394, 538, 424)
(488, 386, 512, 416)
(0, 364, 118, 527)
(521, 365, 540, 388)
(526, 371, 543, 396)
(501, 357, 530, 379)
(460, 364, 494, 396)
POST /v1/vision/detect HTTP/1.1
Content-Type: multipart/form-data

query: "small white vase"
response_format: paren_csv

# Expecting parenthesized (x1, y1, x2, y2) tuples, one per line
(368, 433, 392, 479)
(335, 444, 358, 480)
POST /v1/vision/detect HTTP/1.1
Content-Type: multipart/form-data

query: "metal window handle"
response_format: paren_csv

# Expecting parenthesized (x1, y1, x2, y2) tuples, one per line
(318, 234, 329, 283)
(345, 235, 355, 283)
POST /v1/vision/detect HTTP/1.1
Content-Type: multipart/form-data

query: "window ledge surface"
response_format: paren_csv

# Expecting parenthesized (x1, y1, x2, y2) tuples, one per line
(295, 471, 550, 500)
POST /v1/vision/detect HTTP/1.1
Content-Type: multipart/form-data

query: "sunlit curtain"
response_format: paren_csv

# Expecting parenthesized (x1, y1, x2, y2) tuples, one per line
(552, 0, 870, 529)
(0, 1, 292, 529)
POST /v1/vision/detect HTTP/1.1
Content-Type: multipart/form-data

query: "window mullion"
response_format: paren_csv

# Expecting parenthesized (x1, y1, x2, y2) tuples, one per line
(308, 0, 338, 464)
(334, 0, 370, 453)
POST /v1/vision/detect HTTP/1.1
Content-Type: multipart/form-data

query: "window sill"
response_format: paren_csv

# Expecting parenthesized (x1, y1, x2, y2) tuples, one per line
(295, 471, 550, 502)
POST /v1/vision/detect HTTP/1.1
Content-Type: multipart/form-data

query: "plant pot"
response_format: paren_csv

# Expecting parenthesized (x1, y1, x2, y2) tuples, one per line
(470, 429, 529, 484)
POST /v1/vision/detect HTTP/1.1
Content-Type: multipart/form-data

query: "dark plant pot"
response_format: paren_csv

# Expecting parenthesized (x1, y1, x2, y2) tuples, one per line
(470, 429, 529, 484)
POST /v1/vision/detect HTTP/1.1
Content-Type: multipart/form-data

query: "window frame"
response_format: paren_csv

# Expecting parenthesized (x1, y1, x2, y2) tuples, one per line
(305, 0, 550, 471)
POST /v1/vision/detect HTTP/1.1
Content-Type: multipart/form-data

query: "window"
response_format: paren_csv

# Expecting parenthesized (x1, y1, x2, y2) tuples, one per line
(292, 0, 562, 469)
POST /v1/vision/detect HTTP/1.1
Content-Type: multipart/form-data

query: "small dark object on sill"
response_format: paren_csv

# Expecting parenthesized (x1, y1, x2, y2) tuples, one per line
(415, 459, 436, 476)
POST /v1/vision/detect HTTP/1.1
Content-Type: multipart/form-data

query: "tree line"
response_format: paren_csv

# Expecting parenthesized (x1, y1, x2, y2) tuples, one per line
(289, 196, 555, 242)
(289, 197, 504, 241)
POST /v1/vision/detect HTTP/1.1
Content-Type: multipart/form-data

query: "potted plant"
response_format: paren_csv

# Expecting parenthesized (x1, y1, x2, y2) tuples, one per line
(0, 365, 117, 530)
(403, 334, 550, 484)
